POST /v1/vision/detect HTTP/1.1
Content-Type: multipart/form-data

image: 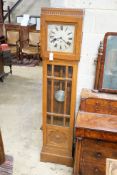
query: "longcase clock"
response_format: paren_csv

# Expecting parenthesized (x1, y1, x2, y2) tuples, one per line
(40, 8, 84, 166)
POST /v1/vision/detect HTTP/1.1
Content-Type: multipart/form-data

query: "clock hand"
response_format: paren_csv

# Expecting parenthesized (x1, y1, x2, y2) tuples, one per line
(51, 38, 57, 43)
(60, 37, 71, 46)
(50, 37, 61, 43)
(60, 38, 67, 44)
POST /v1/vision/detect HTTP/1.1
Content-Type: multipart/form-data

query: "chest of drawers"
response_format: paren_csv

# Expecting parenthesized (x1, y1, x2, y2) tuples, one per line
(73, 89, 117, 175)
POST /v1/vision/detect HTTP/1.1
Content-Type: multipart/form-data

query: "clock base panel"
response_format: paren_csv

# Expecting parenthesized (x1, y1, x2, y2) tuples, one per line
(40, 146, 73, 167)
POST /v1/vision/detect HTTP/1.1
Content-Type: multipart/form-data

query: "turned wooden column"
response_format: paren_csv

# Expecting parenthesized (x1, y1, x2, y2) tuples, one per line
(0, 0, 3, 23)
(0, 52, 4, 74)
(0, 130, 5, 164)
(0, 0, 3, 35)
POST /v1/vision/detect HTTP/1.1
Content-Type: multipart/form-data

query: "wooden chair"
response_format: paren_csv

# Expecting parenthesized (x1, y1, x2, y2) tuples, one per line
(5, 28, 20, 60)
(21, 30, 41, 62)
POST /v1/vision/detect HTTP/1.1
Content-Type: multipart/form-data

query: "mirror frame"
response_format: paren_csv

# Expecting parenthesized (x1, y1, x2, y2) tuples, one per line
(95, 32, 117, 94)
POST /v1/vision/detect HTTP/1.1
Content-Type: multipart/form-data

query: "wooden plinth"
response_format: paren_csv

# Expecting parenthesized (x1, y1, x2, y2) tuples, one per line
(40, 146, 73, 167)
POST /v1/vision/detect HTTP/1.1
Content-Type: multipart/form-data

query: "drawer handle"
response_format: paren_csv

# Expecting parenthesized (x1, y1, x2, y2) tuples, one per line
(95, 102, 99, 105)
(95, 107, 100, 111)
(96, 139, 103, 144)
(96, 152, 102, 158)
(94, 167, 99, 173)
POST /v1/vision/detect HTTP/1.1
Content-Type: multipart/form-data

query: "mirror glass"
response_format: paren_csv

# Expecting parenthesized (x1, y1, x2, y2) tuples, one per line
(102, 35, 117, 90)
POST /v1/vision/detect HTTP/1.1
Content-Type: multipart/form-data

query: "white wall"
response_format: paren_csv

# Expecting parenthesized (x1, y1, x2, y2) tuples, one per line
(50, 0, 117, 112)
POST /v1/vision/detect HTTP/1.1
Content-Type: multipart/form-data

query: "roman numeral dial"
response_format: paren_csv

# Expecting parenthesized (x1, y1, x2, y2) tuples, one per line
(47, 24, 75, 53)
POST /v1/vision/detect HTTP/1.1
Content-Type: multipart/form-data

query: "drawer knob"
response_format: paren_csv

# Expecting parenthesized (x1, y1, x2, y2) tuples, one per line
(95, 106, 100, 111)
(94, 167, 99, 173)
(96, 152, 102, 158)
(96, 139, 102, 144)
(96, 102, 99, 105)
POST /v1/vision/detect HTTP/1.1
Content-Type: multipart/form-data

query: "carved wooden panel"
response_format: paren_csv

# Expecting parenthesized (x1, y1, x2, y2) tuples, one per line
(41, 7, 83, 17)
(47, 127, 69, 148)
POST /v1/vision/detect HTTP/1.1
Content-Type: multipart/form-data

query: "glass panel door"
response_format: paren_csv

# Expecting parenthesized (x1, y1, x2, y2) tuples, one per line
(46, 64, 73, 127)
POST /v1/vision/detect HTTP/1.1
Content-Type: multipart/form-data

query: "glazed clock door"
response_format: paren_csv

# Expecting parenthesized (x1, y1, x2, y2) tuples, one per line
(47, 64, 72, 126)
(41, 61, 78, 166)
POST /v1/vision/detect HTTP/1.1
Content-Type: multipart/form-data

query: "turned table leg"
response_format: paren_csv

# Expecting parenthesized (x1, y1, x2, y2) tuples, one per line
(73, 137, 83, 175)
(0, 130, 5, 164)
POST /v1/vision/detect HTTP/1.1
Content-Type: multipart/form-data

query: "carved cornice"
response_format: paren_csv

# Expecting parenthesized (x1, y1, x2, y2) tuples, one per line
(41, 7, 84, 18)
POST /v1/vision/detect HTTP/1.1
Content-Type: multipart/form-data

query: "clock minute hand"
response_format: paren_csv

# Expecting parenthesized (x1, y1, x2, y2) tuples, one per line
(60, 37, 71, 46)
(60, 37, 67, 44)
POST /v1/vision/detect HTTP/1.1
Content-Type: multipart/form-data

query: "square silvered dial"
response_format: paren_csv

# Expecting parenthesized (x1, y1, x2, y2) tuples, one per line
(47, 24, 75, 53)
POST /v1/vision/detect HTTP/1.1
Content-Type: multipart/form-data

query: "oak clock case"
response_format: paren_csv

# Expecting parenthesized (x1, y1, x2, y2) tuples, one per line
(40, 8, 83, 166)
(41, 8, 83, 61)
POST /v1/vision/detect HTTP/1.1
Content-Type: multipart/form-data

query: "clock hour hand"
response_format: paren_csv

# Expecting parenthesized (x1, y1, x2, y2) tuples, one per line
(50, 37, 61, 43)
(50, 38, 57, 43)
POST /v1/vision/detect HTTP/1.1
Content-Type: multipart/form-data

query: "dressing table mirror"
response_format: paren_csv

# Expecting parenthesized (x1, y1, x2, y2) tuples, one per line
(95, 32, 117, 93)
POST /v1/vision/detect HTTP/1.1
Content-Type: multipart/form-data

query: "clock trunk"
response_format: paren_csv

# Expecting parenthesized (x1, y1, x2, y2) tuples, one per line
(41, 60, 78, 166)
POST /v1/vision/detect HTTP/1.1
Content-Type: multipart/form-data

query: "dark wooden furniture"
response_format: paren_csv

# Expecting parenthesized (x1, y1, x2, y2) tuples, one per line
(0, 37, 6, 80)
(0, 0, 3, 23)
(4, 26, 20, 60)
(0, 35, 5, 44)
(0, 0, 3, 36)
(73, 89, 117, 175)
(3, 49, 12, 74)
(5, 23, 36, 58)
(0, 130, 5, 165)
(0, 23, 3, 36)
(0, 44, 12, 81)
(0, 50, 5, 81)
(5, 23, 21, 62)
(40, 8, 84, 166)
(95, 32, 117, 93)
(21, 29, 40, 60)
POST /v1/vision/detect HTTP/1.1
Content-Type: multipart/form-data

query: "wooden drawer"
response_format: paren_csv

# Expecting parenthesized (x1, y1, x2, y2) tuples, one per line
(82, 138, 117, 163)
(78, 139, 117, 175)
(109, 101, 117, 115)
(80, 98, 117, 115)
(80, 98, 108, 114)
(80, 162, 105, 175)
